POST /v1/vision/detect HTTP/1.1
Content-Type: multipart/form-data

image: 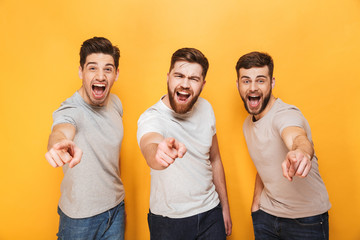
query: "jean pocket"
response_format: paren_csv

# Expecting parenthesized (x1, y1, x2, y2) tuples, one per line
(294, 212, 328, 226)
(251, 209, 261, 216)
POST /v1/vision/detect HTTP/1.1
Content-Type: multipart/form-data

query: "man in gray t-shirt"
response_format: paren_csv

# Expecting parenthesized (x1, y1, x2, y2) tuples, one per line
(45, 37, 125, 239)
(138, 48, 232, 239)
(235, 51, 330, 240)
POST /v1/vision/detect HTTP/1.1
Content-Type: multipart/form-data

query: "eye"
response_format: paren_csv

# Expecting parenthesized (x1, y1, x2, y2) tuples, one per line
(189, 77, 200, 82)
(105, 68, 113, 72)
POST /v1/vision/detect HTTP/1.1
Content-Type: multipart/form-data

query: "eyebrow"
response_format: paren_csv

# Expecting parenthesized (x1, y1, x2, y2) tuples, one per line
(85, 62, 115, 67)
(241, 75, 267, 79)
(173, 72, 201, 79)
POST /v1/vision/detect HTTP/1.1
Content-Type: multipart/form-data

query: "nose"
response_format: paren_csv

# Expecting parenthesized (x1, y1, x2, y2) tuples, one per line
(96, 69, 106, 81)
(249, 81, 258, 91)
(180, 78, 190, 88)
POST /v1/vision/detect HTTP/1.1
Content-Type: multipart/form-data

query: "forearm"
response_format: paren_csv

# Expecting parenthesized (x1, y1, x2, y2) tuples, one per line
(47, 124, 76, 150)
(282, 126, 314, 159)
(292, 135, 314, 159)
(139, 132, 168, 170)
(212, 159, 230, 210)
(210, 136, 232, 235)
(141, 142, 166, 170)
(251, 172, 264, 211)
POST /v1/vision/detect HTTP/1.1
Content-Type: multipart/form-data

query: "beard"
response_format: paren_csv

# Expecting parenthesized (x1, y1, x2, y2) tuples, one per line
(241, 88, 272, 116)
(167, 85, 200, 114)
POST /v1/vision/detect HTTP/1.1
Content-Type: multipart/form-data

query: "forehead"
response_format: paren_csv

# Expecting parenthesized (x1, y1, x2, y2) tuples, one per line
(85, 53, 115, 65)
(171, 61, 203, 76)
(239, 66, 270, 78)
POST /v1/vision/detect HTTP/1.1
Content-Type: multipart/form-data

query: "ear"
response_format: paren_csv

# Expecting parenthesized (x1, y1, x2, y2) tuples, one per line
(236, 78, 239, 89)
(200, 80, 206, 91)
(166, 72, 170, 83)
(78, 66, 83, 80)
(115, 68, 120, 81)
(271, 77, 276, 89)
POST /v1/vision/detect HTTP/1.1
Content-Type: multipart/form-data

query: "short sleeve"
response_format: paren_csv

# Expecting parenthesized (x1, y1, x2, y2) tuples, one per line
(111, 94, 123, 117)
(273, 107, 306, 135)
(137, 109, 166, 145)
(208, 103, 216, 136)
(52, 104, 78, 130)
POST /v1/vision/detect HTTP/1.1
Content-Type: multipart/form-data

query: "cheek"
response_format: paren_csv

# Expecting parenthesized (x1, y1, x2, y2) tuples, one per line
(238, 86, 247, 96)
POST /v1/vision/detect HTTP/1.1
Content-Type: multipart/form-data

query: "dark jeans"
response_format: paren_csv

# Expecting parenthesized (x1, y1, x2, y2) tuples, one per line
(148, 204, 226, 240)
(57, 201, 125, 240)
(251, 209, 329, 240)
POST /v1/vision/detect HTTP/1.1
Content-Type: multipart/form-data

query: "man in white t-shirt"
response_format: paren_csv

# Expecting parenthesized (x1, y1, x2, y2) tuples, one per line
(137, 48, 232, 239)
(236, 51, 331, 240)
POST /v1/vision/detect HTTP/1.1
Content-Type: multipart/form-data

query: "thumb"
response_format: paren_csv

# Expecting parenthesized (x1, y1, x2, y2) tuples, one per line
(287, 153, 298, 177)
(177, 142, 187, 158)
(69, 146, 83, 168)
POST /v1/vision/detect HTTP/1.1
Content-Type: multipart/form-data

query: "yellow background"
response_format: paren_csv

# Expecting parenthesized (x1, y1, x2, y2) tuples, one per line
(1, 0, 360, 239)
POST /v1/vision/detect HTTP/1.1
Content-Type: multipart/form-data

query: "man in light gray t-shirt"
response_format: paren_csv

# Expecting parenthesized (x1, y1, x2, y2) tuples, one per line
(137, 48, 232, 239)
(45, 37, 125, 240)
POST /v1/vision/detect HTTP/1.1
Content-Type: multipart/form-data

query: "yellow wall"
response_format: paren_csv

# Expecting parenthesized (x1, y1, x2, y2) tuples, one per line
(1, 0, 359, 239)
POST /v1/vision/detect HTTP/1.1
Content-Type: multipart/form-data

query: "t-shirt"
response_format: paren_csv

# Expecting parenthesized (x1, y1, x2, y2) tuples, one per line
(137, 97, 220, 218)
(52, 91, 125, 218)
(243, 98, 331, 218)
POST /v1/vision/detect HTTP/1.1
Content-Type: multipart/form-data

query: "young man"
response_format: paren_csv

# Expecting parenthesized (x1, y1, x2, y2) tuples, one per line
(137, 48, 232, 239)
(236, 51, 331, 240)
(45, 37, 125, 239)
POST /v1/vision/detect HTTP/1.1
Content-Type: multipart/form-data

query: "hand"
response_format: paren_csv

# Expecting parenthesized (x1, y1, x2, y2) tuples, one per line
(282, 149, 312, 181)
(222, 207, 232, 236)
(251, 202, 260, 212)
(155, 137, 186, 169)
(45, 139, 83, 168)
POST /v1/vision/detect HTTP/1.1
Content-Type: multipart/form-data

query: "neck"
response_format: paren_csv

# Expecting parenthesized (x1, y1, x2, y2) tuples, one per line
(162, 94, 172, 109)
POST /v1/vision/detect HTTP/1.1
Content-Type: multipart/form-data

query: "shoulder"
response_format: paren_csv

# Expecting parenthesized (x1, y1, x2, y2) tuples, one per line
(197, 97, 213, 109)
(242, 115, 252, 131)
(52, 93, 81, 128)
(109, 93, 123, 116)
(138, 101, 164, 122)
(272, 99, 306, 132)
(273, 99, 301, 116)
(194, 97, 215, 117)
(54, 93, 80, 114)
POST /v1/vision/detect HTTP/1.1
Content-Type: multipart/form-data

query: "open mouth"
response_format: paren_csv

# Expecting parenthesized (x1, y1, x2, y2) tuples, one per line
(176, 91, 191, 102)
(92, 83, 106, 98)
(248, 95, 261, 108)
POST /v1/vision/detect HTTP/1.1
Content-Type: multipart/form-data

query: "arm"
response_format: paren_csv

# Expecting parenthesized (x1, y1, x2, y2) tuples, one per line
(281, 126, 314, 181)
(45, 123, 82, 168)
(139, 132, 186, 170)
(210, 134, 232, 236)
(251, 172, 264, 212)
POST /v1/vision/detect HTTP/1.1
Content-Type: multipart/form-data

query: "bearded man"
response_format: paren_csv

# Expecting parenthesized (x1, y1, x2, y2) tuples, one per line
(137, 48, 232, 240)
(236, 51, 331, 240)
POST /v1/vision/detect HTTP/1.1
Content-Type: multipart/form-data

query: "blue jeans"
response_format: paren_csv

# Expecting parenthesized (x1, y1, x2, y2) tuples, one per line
(57, 201, 125, 240)
(147, 204, 226, 240)
(251, 209, 329, 240)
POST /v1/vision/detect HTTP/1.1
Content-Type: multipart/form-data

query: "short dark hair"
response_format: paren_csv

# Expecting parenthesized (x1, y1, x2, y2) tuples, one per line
(169, 48, 209, 79)
(79, 37, 120, 69)
(235, 51, 274, 79)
